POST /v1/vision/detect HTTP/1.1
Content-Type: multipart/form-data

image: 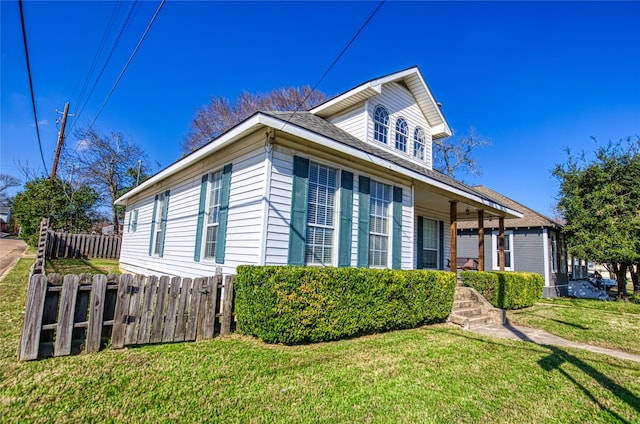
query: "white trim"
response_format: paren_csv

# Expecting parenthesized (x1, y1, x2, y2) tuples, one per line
(542, 228, 551, 287)
(491, 230, 514, 271)
(258, 145, 272, 265)
(118, 112, 521, 220)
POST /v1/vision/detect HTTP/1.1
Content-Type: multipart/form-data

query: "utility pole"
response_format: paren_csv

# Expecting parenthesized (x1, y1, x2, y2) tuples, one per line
(50, 102, 70, 180)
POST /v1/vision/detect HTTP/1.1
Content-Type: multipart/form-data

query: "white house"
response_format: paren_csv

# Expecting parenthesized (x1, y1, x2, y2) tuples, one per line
(115, 67, 522, 278)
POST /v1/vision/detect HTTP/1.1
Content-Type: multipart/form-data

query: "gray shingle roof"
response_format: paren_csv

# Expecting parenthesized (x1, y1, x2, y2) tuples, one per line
(263, 111, 507, 207)
(457, 185, 563, 230)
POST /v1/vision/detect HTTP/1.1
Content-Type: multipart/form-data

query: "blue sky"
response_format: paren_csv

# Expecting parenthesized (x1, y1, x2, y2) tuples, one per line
(2, 1, 639, 215)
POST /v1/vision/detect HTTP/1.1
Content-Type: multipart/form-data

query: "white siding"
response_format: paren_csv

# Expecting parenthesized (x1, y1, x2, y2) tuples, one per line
(326, 104, 366, 142)
(120, 148, 267, 278)
(366, 82, 433, 169)
(264, 150, 293, 265)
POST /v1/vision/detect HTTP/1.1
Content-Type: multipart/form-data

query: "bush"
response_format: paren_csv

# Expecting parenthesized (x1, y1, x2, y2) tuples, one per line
(235, 266, 456, 344)
(461, 271, 544, 310)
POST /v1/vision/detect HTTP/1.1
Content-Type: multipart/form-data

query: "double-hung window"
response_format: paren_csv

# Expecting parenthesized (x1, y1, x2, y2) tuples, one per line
(395, 118, 408, 152)
(414, 127, 425, 160)
(369, 180, 391, 267)
(373, 105, 389, 144)
(492, 230, 514, 271)
(152, 193, 168, 255)
(422, 218, 439, 269)
(550, 232, 558, 273)
(204, 170, 223, 259)
(305, 162, 337, 266)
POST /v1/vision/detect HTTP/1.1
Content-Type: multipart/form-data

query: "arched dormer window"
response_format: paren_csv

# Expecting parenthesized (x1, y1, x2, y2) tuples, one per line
(414, 127, 425, 160)
(373, 105, 389, 144)
(395, 118, 408, 152)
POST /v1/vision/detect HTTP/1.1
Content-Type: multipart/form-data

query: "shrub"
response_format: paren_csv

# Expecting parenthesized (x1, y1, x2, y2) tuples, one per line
(461, 271, 544, 310)
(234, 266, 456, 344)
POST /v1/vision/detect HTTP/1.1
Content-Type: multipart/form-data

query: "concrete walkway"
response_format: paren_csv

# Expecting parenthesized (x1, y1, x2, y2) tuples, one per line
(0, 235, 28, 280)
(465, 323, 640, 363)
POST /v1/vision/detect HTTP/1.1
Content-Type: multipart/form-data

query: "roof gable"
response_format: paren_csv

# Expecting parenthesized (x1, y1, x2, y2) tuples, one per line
(310, 67, 451, 139)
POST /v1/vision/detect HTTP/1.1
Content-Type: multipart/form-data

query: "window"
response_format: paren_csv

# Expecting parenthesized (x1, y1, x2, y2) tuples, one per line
(369, 180, 391, 267)
(305, 163, 338, 265)
(550, 232, 558, 273)
(204, 170, 223, 259)
(127, 209, 138, 233)
(152, 193, 168, 255)
(413, 127, 425, 160)
(395, 118, 408, 152)
(492, 231, 514, 271)
(422, 218, 439, 269)
(373, 105, 389, 144)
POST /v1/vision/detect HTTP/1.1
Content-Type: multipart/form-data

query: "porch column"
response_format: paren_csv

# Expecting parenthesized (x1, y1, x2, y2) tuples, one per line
(498, 216, 505, 271)
(477, 209, 484, 271)
(449, 201, 457, 273)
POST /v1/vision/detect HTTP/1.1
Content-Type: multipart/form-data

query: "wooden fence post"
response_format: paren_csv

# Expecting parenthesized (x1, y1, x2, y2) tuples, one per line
(18, 275, 48, 360)
(221, 275, 235, 336)
(86, 274, 108, 353)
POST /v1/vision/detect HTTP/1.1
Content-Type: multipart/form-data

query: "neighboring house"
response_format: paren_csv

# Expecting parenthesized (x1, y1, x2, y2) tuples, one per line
(0, 207, 10, 233)
(456, 186, 569, 297)
(115, 67, 521, 279)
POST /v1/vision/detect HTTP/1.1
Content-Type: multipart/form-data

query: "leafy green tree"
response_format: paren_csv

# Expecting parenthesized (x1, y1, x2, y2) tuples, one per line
(12, 177, 99, 247)
(553, 137, 640, 299)
(67, 128, 152, 234)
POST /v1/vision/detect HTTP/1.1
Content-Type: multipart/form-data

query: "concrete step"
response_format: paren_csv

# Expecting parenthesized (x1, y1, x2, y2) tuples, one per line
(454, 307, 483, 317)
(453, 299, 474, 309)
(466, 315, 494, 328)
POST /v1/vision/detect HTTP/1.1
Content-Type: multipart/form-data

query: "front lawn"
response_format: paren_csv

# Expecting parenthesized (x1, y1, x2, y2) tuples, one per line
(45, 258, 121, 275)
(507, 298, 640, 355)
(1, 259, 639, 423)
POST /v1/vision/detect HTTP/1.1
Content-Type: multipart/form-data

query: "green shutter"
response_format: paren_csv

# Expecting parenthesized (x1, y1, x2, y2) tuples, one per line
(194, 174, 209, 262)
(149, 194, 158, 256)
(338, 171, 353, 267)
(127, 211, 132, 233)
(216, 163, 232, 264)
(392, 186, 403, 269)
(439, 220, 445, 270)
(158, 190, 170, 257)
(357, 176, 370, 268)
(417, 216, 424, 269)
(288, 156, 309, 265)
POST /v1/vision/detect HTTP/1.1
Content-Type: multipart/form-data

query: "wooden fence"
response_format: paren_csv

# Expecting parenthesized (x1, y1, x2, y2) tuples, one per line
(18, 273, 235, 361)
(46, 230, 121, 260)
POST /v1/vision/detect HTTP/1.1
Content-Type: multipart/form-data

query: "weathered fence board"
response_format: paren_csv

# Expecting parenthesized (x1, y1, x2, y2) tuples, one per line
(18, 272, 235, 360)
(46, 231, 121, 260)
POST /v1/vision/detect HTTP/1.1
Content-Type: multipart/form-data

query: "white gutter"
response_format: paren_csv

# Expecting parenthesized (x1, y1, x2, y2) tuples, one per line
(117, 112, 522, 219)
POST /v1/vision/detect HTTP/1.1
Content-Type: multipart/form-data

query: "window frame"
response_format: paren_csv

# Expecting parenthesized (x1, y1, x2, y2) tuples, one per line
(491, 230, 514, 271)
(152, 193, 167, 256)
(395, 117, 408, 152)
(304, 162, 339, 266)
(369, 180, 391, 268)
(413, 127, 425, 160)
(202, 169, 223, 261)
(422, 217, 439, 269)
(373, 105, 389, 145)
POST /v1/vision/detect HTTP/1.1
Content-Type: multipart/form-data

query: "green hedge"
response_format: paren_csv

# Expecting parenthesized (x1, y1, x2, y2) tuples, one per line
(235, 266, 456, 344)
(460, 271, 544, 309)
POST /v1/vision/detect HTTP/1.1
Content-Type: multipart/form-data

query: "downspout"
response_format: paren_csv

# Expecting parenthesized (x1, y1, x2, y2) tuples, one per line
(542, 228, 551, 290)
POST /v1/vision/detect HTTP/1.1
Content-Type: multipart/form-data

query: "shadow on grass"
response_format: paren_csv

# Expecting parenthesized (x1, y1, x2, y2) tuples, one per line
(47, 258, 114, 275)
(499, 325, 640, 422)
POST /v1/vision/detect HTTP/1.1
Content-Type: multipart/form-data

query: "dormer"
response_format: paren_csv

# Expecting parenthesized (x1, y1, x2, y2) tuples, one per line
(310, 67, 451, 171)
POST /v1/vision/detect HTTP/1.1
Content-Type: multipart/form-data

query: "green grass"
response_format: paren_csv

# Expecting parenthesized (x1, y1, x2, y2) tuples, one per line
(1, 259, 640, 423)
(508, 298, 640, 355)
(45, 258, 121, 275)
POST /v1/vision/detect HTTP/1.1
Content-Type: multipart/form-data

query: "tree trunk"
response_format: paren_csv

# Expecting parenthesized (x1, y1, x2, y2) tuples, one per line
(612, 262, 629, 301)
(631, 263, 639, 295)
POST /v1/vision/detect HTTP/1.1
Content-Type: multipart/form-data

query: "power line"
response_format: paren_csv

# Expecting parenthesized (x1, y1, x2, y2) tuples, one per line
(68, 1, 140, 136)
(88, 0, 165, 130)
(18, 0, 49, 175)
(280, 0, 385, 130)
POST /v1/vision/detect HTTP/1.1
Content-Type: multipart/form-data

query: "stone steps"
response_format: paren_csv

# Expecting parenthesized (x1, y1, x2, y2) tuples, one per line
(448, 286, 505, 329)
